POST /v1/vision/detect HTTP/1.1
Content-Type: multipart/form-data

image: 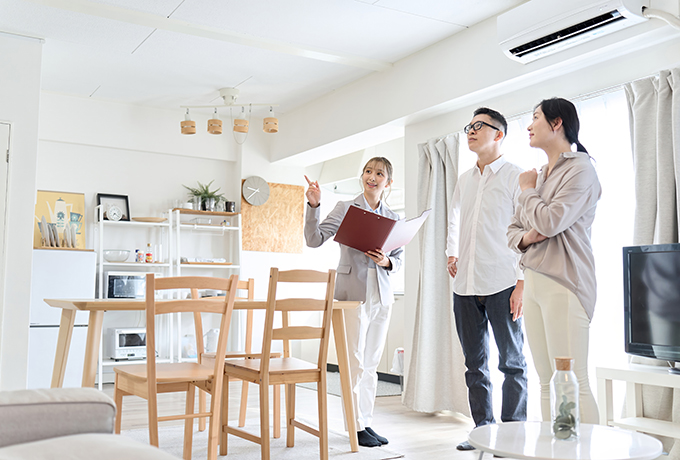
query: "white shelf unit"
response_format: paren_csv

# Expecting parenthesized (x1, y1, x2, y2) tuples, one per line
(171, 209, 242, 358)
(93, 205, 174, 389)
(597, 363, 680, 439)
(171, 208, 242, 276)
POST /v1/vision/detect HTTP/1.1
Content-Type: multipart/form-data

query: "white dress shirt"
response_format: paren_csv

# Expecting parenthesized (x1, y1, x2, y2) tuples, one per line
(447, 155, 523, 296)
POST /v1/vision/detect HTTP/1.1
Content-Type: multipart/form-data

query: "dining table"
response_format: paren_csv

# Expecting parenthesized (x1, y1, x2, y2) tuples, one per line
(43, 297, 361, 452)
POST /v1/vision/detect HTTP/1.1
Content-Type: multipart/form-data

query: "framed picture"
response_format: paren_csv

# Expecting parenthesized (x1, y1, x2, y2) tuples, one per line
(34, 190, 86, 249)
(96, 193, 130, 222)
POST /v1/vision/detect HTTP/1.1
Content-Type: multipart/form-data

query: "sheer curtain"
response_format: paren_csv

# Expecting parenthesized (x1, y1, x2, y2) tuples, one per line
(625, 68, 680, 459)
(403, 134, 469, 414)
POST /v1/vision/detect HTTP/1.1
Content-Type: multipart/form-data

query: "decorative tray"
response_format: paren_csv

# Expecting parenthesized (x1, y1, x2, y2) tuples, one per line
(131, 217, 167, 223)
(181, 262, 233, 265)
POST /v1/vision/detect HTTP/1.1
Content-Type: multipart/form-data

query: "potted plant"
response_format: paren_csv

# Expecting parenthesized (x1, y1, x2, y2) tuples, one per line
(183, 180, 225, 211)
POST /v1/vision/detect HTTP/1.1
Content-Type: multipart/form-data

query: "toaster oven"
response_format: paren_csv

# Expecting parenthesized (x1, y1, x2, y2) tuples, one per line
(104, 327, 147, 360)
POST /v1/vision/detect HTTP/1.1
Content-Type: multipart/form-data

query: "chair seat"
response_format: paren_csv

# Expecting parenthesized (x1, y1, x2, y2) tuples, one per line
(114, 363, 214, 383)
(224, 358, 321, 385)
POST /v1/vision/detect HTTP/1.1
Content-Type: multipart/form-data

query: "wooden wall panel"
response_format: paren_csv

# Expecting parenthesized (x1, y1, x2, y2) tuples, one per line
(241, 182, 304, 253)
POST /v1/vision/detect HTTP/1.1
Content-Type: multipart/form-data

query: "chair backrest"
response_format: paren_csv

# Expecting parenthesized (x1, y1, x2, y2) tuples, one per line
(145, 273, 239, 395)
(192, 278, 254, 357)
(259, 268, 336, 376)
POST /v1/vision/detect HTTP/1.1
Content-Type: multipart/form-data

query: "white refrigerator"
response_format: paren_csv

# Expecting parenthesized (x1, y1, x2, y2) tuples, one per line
(27, 249, 96, 388)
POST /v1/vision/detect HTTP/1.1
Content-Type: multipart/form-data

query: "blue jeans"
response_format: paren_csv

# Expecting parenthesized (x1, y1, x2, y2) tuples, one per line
(453, 286, 528, 427)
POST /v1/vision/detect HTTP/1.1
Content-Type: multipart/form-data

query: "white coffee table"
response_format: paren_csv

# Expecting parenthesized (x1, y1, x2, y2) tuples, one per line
(468, 421, 663, 460)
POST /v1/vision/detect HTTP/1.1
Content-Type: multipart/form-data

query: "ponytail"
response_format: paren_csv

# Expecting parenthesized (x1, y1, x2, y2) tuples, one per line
(537, 98, 589, 154)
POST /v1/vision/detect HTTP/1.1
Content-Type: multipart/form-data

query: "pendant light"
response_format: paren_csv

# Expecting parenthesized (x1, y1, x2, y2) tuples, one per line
(263, 106, 279, 134)
(233, 106, 249, 133)
(180, 88, 278, 141)
(207, 108, 223, 134)
(180, 109, 196, 135)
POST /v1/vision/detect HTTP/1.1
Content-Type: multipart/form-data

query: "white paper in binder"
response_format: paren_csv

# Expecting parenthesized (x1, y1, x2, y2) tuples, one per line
(391, 347, 404, 375)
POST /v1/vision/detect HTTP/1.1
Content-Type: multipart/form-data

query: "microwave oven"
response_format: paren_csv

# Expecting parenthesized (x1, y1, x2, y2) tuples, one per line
(104, 327, 147, 360)
(105, 271, 161, 299)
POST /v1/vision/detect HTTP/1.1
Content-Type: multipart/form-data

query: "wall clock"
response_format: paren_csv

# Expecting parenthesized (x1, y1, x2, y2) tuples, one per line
(242, 176, 270, 206)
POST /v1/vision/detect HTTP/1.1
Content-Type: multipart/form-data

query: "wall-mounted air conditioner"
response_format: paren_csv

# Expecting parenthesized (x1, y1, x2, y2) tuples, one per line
(498, 0, 649, 63)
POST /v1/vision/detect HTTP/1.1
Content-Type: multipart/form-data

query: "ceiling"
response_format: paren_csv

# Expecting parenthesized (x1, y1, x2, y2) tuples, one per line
(0, 0, 526, 116)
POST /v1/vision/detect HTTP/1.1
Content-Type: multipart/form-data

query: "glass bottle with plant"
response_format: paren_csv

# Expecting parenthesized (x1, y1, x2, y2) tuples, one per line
(183, 180, 225, 212)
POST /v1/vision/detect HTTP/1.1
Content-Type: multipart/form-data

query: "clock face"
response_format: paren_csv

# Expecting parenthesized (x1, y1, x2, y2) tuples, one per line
(107, 205, 123, 221)
(242, 176, 270, 206)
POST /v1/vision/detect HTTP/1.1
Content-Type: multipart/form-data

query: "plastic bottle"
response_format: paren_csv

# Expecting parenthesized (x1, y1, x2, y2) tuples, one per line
(204, 328, 219, 353)
(135, 248, 144, 263)
(182, 335, 197, 359)
(551, 357, 580, 440)
(145, 243, 153, 263)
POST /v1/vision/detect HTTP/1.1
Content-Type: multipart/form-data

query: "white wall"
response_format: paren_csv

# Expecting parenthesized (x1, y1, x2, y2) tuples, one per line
(0, 32, 43, 390)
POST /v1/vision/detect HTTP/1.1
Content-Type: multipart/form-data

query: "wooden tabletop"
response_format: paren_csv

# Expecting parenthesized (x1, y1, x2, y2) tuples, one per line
(44, 298, 360, 312)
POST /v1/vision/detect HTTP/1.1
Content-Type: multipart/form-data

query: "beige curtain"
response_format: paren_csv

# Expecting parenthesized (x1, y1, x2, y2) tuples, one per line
(403, 134, 469, 415)
(625, 68, 680, 458)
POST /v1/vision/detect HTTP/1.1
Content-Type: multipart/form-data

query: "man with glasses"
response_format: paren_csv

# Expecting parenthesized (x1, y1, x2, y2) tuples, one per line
(447, 107, 528, 451)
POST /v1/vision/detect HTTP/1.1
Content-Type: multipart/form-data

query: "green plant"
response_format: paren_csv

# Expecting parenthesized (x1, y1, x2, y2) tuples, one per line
(553, 395, 577, 439)
(183, 180, 225, 202)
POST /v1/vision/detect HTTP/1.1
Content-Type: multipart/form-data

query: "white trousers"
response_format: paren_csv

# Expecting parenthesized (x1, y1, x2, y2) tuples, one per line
(523, 269, 599, 424)
(343, 268, 392, 431)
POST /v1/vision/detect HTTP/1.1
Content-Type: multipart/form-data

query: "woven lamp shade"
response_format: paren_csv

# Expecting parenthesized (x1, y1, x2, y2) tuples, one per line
(208, 118, 223, 134)
(263, 117, 279, 133)
(181, 120, 196, 135)
(233, 118, 249, 133)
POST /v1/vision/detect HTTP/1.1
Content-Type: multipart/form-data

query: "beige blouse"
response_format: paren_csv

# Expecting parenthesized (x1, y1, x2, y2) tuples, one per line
(507, 151, 601, 319)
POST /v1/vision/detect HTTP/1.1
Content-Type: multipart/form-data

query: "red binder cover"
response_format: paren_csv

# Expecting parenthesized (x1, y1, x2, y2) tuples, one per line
(333, 206, 431, 253)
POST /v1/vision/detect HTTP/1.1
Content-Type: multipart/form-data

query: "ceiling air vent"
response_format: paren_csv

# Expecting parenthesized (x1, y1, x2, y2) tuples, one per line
(498, 0, 648, 63)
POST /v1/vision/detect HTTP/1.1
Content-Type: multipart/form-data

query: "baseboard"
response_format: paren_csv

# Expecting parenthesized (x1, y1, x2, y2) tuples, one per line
(326, 363, 402, 384)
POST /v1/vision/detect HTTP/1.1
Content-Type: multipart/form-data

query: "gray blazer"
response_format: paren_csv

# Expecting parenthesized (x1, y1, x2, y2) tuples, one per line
(304, 196, 403, 306)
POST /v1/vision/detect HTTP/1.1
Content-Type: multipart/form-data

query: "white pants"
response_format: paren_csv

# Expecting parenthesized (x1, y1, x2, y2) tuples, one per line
(343, 268, 392, 431)
(523, 269, 599, 424)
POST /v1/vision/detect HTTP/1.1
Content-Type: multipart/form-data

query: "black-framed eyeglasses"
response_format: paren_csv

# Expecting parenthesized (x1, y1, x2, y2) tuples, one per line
(463, 121, 501, 134)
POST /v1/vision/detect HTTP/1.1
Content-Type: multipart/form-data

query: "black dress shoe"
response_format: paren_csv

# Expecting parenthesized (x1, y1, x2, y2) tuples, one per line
(365, 427, 388, 445)
(456, 440, 475, 451)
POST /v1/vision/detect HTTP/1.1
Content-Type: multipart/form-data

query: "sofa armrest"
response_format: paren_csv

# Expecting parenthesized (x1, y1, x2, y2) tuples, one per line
(0, 388, 116, 448)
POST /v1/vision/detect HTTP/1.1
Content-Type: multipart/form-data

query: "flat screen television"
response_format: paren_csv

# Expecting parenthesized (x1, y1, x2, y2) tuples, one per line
(623, 244, 680, 369)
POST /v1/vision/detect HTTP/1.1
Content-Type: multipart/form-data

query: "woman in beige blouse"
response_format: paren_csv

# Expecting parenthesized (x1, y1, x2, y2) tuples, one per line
(507, 97, 601, 424)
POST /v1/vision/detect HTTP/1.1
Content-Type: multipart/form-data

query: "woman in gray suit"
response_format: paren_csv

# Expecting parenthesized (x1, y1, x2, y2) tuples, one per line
(305, 157, 403, 448)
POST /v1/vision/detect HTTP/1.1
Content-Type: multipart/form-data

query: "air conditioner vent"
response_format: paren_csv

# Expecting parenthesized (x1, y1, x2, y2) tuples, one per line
(510, 10, 626, 58)
(498, 0, 648, 64)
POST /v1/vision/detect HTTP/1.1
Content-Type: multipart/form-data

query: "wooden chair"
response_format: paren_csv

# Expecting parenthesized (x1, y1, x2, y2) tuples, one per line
(220, 267, 336, 460)
(196, 278, 282, 436)
(113, 274, 238, 460)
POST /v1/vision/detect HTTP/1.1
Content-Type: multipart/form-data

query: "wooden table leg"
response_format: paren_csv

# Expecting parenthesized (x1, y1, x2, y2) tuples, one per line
(332, 309, 358, 452)
(82, 311, 104, 388)
(51, 309, 76, 388)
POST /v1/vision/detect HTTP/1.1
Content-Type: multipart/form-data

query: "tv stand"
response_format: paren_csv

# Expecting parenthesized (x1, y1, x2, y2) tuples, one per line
(597, 363, 680, 439)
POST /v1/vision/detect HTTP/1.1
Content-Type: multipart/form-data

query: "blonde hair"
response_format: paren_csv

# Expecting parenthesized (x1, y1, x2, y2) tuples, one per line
(361, 157, 393, 203)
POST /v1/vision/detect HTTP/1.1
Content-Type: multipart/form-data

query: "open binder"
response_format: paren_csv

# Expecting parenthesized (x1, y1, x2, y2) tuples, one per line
(333, 205, 432, 253)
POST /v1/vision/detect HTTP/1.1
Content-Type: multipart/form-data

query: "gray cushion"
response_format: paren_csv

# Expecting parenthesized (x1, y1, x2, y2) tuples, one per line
(0, 433, 178, 460)
(0, 388, 115, 448)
